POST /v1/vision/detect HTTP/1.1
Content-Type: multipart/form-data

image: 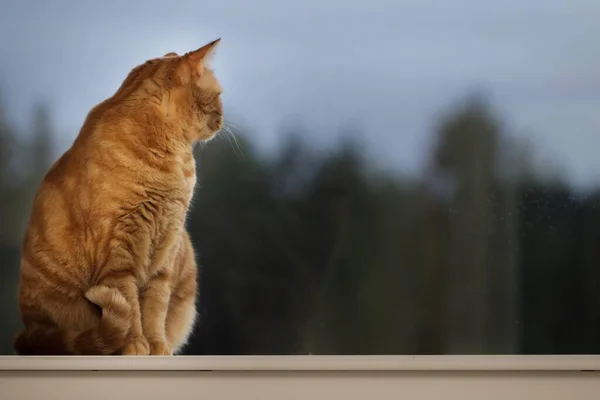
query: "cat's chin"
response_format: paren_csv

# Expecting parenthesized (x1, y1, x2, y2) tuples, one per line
(196, 130, 220, 144)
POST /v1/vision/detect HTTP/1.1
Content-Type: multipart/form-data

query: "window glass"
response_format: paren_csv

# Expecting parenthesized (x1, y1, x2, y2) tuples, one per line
(1, 0, 598, 355)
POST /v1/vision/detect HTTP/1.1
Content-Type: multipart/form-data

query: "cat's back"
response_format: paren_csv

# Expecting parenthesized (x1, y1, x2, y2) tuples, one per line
(21, 134, 109, 275)
(22, 95, 195, 280)
(28, 108, 129, 230)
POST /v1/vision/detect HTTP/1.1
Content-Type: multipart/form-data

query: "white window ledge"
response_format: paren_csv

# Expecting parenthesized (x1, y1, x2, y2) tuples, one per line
(1, 355, 600, 371)
(4, 356, 600, 399)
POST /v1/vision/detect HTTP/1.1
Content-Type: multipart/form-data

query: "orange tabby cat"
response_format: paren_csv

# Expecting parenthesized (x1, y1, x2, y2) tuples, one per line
(14, 39, 224, 356)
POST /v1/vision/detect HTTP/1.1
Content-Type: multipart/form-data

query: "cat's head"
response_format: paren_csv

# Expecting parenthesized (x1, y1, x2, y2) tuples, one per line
(118, 39, 224, 143)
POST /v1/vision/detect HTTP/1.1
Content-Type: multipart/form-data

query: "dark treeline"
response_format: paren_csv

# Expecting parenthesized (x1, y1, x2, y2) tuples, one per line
(1, 93, 599, 355)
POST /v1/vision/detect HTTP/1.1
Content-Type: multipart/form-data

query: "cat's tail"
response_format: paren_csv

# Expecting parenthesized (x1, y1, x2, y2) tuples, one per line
(14, 286, 131, 355)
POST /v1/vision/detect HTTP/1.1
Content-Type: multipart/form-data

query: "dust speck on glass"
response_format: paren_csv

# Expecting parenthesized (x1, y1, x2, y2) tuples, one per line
(0, 0, 599, 355)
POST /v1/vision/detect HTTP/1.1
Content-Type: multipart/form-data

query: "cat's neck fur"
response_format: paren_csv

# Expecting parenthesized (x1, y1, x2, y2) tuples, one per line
(81, 99, 195, 161)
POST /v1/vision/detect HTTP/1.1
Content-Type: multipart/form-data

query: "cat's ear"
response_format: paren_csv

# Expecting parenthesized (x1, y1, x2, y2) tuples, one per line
(184, 38, 221, 77)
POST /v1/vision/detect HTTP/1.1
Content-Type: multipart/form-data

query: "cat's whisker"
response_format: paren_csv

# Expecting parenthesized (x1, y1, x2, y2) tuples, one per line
(232, 134, 245, 157)
(227, 128, 245, 158)
(220, 127, 241, 158)
(222, 123, 245, 157)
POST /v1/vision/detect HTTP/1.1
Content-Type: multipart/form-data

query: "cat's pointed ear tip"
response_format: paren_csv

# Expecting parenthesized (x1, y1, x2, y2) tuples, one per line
(191, 38, 221, 53)
(184, 38, 222, 64)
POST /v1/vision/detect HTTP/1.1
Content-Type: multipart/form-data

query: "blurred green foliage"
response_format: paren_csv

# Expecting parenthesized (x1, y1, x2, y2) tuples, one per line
(1, 92, 600, 355)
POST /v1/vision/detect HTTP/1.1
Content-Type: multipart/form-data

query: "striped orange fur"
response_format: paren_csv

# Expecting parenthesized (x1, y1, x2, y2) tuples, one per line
(14, 39, 223, 356)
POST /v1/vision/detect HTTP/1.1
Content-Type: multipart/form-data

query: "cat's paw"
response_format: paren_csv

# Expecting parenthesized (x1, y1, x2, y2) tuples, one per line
(121, 337, 150, 356)
(149, 340, 173, 356)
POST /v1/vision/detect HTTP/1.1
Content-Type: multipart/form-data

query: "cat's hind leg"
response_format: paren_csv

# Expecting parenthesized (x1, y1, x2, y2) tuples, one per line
(165, 233, 198, 355)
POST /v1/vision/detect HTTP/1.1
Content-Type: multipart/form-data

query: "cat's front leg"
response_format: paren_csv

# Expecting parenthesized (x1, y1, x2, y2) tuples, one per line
(99, 269, 150, 356)
(140, 270, 173, 355)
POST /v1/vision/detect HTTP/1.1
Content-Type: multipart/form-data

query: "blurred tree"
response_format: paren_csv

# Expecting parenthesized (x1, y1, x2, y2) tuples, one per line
(188, 132, 301, 354)
(0, 97, 58, 354)
(0, 93, 25, 354)
(30, 102, 55, 185)
(0, 93, 19, 246)
(1, 91, 599, 358)
(294, 137, 372, 353)
(430, 93, 519, 353)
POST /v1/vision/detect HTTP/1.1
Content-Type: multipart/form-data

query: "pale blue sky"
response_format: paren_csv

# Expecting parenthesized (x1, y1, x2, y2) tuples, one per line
(1, 0, 599, 187)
